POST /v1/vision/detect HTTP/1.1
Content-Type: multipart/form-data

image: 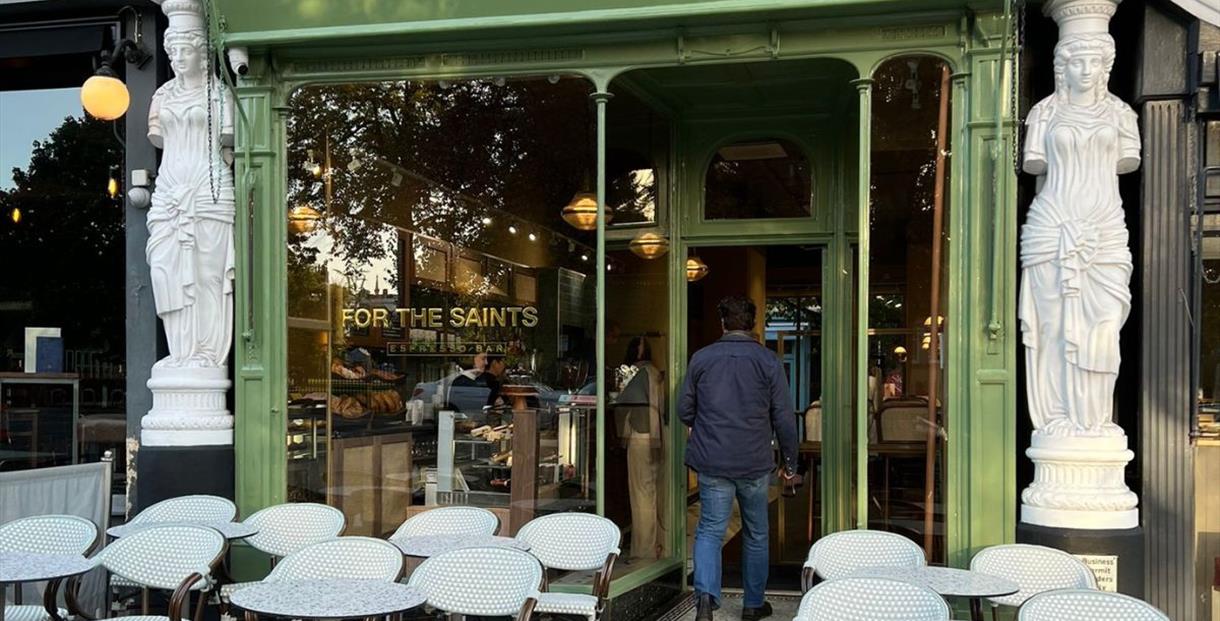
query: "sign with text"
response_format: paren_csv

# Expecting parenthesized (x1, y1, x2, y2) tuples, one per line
(1074, 554, 1118, 592)
(342, 306, 538, 330)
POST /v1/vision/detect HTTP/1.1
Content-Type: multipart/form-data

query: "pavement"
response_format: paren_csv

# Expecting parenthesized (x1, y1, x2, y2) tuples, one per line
(669, 591, 804, 621)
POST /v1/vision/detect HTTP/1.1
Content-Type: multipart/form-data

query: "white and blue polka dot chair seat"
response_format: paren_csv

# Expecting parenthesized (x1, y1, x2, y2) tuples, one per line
(795, 577, 950, 621)
(1, 514, 99, 621)
(391, 506, 499, 539)
(802, 529, 926, 590)
(218, 503, 347, 602)
(240, 503, 345, 559)
(127, 495, 236, 525)
(534, 593, 597, 617)
(96, 525, 225, 592)
(222, 536, 402, 599)
(3, 606, 70, 621)
(970, 544, 1097, 609)
(516, 513, 621, 621)
(1017, 589, 1168, 620)
(0, 515, 99, 555)
(111, 496, 236, 590)
(264, 536, 403, 582)
(407, 546, 542, 617)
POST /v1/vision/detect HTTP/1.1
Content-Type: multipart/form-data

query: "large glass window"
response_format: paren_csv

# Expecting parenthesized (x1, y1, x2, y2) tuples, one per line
(1, 87, 127, 474)
(865, 55, 953, 563)
(1194, 119, 1220, 620)
(285, 77, 599, 539)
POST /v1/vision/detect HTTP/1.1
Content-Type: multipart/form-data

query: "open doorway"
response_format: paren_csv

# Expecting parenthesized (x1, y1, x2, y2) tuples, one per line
(684, 244, 823, 592)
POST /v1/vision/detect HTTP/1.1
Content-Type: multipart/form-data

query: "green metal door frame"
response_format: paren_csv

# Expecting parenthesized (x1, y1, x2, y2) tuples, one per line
(224, 3, 1020, 596)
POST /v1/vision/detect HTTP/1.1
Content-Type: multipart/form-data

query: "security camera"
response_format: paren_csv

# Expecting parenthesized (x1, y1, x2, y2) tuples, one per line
(227, 47, 250, 76)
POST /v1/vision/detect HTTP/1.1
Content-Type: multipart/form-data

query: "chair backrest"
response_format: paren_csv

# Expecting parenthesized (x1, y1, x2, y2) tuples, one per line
(266, 536, 402, 582)
(805, 530, 926, 580)
(95, 525, 225, 591)
(0, 514, 98, 555)
(515, 513, 620, 571)
(1017, 589, 1169, 621)
(242, 503, 346, 558)
(970, 544, 1097, 607)
(130, 495, 236, 524)
(795, 577, 950, 621)
(408, 546, 542, 616)
(391, 506, 499, 539)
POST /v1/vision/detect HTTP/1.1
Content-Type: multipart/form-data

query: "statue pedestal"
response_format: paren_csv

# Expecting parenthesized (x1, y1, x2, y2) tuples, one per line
(141, 366, 233, 446)
(1021, 433, 1138, 529)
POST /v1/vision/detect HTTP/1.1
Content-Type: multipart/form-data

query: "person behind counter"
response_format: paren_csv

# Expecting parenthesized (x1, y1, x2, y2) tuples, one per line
(679, 295, 799, 621)
(615, 336, 667, 561)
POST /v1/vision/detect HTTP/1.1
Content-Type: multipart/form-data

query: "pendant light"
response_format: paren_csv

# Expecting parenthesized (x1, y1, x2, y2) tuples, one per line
(288, 204, 322, 235)
(561, 190, 609, 231)
(629, 232, 669, 259)
(686, 255, 709, 282)
(562, 93, 612, 231)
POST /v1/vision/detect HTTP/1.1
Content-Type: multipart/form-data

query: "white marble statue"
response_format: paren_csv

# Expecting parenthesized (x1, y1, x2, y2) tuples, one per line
(141, 0, 234, 446)
(1019, 0, 1139, 529)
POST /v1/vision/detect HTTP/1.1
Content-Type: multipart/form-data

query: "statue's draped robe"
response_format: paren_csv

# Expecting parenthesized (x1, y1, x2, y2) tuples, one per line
(1019, 94, 1139, 435)
(147, 80, 235, 368)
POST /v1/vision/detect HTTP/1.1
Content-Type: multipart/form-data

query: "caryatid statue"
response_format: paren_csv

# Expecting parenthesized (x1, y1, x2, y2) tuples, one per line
(141, 0, 235, 446)
(1019, 0, 1140, 529)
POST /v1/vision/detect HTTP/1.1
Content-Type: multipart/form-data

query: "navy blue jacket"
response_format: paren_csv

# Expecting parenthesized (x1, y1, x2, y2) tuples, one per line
(678, 331, 799, 479)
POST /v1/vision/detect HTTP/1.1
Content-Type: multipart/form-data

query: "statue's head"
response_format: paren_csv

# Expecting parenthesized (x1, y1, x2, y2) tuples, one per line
(1053, 34, 1115, 103)
(165, 29, 207, 79)
(156, 0, 208, 81)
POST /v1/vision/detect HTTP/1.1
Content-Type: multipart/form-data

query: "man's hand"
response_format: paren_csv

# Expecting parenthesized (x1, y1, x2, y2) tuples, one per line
(779, 467, 803, 497)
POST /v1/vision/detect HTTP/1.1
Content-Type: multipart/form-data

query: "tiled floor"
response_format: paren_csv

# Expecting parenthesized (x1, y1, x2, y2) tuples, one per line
(670, 591, 804, 621)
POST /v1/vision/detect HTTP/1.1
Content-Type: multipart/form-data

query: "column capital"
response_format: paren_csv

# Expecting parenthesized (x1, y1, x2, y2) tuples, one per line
(589, 91, 615, 104)
(849, 77, 873, 92)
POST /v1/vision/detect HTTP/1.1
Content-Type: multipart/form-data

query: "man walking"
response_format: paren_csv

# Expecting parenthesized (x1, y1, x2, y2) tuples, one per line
(679, 296, 799, 621)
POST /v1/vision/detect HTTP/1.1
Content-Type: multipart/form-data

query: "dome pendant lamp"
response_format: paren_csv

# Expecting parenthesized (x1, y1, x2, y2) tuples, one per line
(628, 232, 669, 259)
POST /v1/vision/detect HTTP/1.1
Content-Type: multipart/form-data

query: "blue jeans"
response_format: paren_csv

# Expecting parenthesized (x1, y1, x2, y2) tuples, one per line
(693, 472, 770, 608)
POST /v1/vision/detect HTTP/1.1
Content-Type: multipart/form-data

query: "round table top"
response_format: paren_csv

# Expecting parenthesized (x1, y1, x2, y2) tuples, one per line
(106, 521, 258, 540)
(0, 551, 95, 584)
(229, 579, 426, 620)
(389, 534, 530, 558)
(848, 566, 1020, 598)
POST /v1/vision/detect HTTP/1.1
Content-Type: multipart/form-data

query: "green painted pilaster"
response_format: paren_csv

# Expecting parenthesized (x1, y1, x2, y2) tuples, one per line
(233, 65, 290, 525)
(945, 10, 1020, 568)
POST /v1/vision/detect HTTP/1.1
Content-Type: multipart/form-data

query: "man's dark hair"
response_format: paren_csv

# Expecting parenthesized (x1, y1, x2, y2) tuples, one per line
(718, 296, 756, 332)
(624, 336, 652, 366)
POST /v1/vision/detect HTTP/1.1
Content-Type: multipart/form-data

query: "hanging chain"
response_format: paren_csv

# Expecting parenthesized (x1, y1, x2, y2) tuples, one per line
(1009, 0, 1026, 175)
(204, 0, 219, 204)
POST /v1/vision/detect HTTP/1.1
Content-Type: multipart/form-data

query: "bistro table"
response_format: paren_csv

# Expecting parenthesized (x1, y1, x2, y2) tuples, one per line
(0, 551, 96, 621)
(848, 565, 1019, 621)
(389, 534, 530, 558)
(106, 521, 258, 540)
(229, 579, 426, 621)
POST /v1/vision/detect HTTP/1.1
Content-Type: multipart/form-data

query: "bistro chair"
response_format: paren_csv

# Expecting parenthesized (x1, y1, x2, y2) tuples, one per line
(217, 503, 346, 605)
(111, 495, 236, 593)
(84, 524, 225, 621)
(515, 513, 621, 621)
(407, 546, 542, 621)
(970, 543, 1097, 619)
(390, 506, 499, 539)
(801, 529, 926, 592)
(0, 515, 99, 621)
(126, 495, 237, 525)
(795, 577, 950, 621)
(1017, 589, 1169, 621)
(261, 536, 403, 582)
